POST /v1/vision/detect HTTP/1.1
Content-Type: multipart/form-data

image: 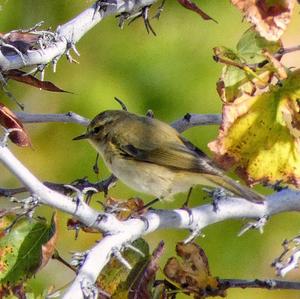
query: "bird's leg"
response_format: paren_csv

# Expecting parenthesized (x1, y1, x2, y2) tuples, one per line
(181, 187, 194, 225)
(182, 187, 193, 209)
(140, 197, 160, 210)
(129, 197, 159, 219)
(133, 197, 160, 215)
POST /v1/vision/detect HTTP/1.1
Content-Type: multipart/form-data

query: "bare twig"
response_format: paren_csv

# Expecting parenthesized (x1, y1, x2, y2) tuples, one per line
(14, 111, 221, 130)
(1, 111, 300, 299)
(1, 141, 300, 298)
(16, 111, 89, 126)
(171, 113, 221, 132)
(219, 278, 300, 290)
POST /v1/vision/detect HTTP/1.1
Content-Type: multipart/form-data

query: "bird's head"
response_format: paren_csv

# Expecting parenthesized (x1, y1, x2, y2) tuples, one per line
(73, 110, 127, 143)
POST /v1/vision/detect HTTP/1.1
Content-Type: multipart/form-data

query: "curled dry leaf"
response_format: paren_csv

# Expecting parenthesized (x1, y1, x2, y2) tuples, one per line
(177, 0, 217, 22)
(164, 242, 224, 298)
(0, 103, 31, 147)
(39, 213, 58, 270)
(209, 69, 300, 187)
(231, 0, 296, 41)
(5, 69, 69, 93)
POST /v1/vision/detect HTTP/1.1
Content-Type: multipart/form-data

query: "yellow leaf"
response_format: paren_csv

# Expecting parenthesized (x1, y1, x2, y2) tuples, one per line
(209, 69, 300, 187)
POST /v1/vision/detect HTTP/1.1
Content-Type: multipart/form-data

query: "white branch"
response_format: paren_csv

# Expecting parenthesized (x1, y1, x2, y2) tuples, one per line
(171, 113, 221, 132)
(0, 142, 300, 298)
(15, 111, 221, 128)
(0, 0, 157, 71)
(0, 145, 124, 234)
(64, 189, 300, 298)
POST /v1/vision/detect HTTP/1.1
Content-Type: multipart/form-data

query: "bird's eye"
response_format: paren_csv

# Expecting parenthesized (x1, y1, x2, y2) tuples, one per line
(93, 126, 101, 134)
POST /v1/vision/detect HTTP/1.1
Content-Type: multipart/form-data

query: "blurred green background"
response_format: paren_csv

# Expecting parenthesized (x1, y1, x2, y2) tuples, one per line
(1, 0, 300, 298)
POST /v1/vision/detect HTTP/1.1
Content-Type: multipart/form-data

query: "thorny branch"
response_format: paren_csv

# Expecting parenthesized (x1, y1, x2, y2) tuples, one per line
(1, 111, 300, 297)
(0, 1, 300, 297)
(0, 0, 158, 72)
(1, 141, 300, 298)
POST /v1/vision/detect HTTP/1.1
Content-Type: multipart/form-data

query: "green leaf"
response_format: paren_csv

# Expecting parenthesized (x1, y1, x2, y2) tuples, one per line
(0, 215, 57, 285)
(236, 28, 281, 63)
(215, 28, 282, 103)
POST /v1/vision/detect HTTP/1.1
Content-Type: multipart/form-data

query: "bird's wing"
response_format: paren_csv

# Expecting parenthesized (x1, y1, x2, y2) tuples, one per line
(111, 118, 221, 175)
(110, 117, 265, 203)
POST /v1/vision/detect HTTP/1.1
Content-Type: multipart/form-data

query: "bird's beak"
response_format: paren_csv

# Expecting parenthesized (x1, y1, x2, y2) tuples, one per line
(73, 132, 90, 141)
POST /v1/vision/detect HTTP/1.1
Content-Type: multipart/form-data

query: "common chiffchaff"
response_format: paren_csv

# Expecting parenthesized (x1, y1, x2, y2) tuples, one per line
(73, 110, 264, 203)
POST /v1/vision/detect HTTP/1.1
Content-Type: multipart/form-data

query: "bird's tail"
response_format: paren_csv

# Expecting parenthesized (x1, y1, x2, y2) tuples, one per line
(203, 174, 265, 203)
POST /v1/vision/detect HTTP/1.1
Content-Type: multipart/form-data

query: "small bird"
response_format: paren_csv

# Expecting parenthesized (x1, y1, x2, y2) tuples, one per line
(73, 110, 264, 203)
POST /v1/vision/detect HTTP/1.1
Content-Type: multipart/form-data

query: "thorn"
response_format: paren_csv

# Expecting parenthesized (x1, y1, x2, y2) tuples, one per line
(52, 56, 61, 73)
(70, 251, 89, 269)
(184, 227, 205, 244)
(66, 49, 79, 64)
(126, 244, 145, 257)
(238, 216, 269, 236)
(23, 66, 39, 76)
(80, 278, 103, 299)
(113, 249, 132, 270)
(71, 43, 80, 57)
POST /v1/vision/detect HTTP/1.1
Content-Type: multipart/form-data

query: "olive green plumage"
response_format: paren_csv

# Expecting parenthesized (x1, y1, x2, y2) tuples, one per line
(74, 110, 264, 203)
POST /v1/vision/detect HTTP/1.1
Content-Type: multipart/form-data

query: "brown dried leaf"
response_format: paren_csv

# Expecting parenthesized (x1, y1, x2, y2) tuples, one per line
(231, 0, 296, 41)
(39, 213, 58, 270)
(105, 197, 145, 220)
(6, 69, 68, 93)
(177, 0, 217, 22)
(0, 103, 31, 147)
(164, 242, 224, 298)
(128, 241, 164, 299)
